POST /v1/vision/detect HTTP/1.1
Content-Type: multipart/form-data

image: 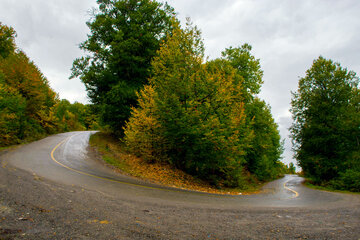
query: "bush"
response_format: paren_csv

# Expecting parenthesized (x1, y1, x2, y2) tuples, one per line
(330, 170, 360, 192)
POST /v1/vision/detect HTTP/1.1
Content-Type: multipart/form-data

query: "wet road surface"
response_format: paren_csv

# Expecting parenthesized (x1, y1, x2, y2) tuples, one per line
(3, 131, 358, 209)
(2, 131, 360, 239)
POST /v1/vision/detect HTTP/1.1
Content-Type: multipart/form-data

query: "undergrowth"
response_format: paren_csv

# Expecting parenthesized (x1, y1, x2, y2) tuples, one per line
(89, 132, 263, 195)
(304, 180, 360, 195)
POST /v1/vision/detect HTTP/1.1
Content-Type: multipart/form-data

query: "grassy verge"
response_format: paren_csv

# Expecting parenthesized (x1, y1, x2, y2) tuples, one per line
(304, 180, 360, 195)
(0, 144, 20, 152)
(89, 132, 263, 195)
(0, 146, 10, 151)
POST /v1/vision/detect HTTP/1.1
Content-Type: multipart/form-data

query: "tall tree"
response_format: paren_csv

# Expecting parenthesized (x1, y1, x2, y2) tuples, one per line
(125, 23, 253, 187)
(244, 98, 284, 181)
(71, 0, 177, 135)
(0, 22, 98, 147)
(0, 22, 59, 143)
(221, 44, 263, 102)
(290, 56, 360, 187)
(208, 45, 283, 181)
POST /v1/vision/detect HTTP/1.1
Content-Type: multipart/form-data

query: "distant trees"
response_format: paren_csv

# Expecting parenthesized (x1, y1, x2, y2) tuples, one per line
(55, 100, 100, 132)
(124, 22, 284, 188)
(291, 56, 360, 191)
(0, 22, 98, 147)
(71, 0, 177, 135)
(288, 162, 296, 174)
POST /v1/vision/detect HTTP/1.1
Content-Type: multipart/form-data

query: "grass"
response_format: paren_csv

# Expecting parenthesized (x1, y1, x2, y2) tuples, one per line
(0, 144, 20, 152)
(89, 132, 262, 195)
(0, 147, 9, 151)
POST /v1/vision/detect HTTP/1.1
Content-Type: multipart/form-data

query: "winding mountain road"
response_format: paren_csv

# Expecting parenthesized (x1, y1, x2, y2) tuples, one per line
(1, 131, 360, 239)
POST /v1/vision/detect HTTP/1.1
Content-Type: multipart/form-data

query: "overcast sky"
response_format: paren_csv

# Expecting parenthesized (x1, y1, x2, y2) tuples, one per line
(1, 0, 359, 167)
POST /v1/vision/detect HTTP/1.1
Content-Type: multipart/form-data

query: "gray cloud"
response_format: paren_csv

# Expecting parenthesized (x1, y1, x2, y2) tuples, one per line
(1, 0, 359, 167)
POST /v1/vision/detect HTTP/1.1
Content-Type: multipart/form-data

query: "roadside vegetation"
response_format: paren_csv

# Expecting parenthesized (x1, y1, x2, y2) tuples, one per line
(3, 0, 357, 193)
(303, 181, 360, 195)
(72, 0, 291, 191)
(0, 23, 99, 147)
(291, 57, 360, 192)
(90, 132, 289, 194)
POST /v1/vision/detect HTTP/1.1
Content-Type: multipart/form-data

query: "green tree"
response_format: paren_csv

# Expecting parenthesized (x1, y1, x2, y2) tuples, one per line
(125, 23, 253, 187)
(71, 0, 177, 135)
(244, 98, 284, 181)
(0, 50, 58, 136)
(208, 45, 283, 181)
(0, 22, 16, 58)
(221, 44, 264, 102)
(54, 99, 100, 132)
(290, 56, 360, 189)
(0, 22, 100, 147)
(0, 74, 26, 145)
(288, 162, 296, 174)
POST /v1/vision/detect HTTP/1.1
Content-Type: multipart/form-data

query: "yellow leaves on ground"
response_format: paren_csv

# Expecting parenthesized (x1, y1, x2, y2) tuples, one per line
(87, 219, 110, 224)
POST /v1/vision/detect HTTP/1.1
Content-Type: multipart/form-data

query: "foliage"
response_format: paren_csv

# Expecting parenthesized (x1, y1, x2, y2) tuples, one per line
(0, 22, 16, 58)
(125, 23, 246, 187)
(244, 98, 284, 181)
(123, 84, 167, 162)
(208, 46, 283, 182)
(290, 56, 360, 191)
(71, 0, 177, 136)
(0, 27, 58, 143)
(0, 23, 99, 147)
(288, 162, 296, 174)
(91, 132, 260, 194)
(221, 44, 264, 102)
(329, 169, 360, 192)
(125, 22, 284, 188)
(0, 76, 26, 144)
(54, 99, 100, 132)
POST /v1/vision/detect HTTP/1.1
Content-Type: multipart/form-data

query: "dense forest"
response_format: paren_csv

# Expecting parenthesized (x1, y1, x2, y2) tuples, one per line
(72, 0, 288, 189)
(0, 23, 98, 147)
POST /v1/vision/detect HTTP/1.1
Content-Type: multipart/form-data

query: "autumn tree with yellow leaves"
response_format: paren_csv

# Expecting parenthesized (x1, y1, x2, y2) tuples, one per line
(0, 22, 99, 146)
(125, 23, 256, 187)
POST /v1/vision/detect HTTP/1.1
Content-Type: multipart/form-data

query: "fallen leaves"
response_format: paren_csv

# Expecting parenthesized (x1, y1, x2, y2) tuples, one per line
(99, 220, 110, 224)
(87, 219, 111, 224)
(90, 133, 252, 195)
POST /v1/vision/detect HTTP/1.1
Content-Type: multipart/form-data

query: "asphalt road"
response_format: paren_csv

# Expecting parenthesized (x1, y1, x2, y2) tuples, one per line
(1, 131, 360, 239)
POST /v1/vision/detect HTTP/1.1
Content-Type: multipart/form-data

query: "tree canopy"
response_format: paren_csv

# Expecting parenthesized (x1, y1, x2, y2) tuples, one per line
(290, 56, 360, 191)
(124, 22, 284, 188)
(71, 0, 177, 135)
(0, 22, 98, 147)
(221, 44, 263, 101)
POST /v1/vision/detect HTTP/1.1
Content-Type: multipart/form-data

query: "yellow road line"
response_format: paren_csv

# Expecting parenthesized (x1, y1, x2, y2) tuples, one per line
(283, 182, 299, 198)
(50, 133, 179, 192)
(52, 133, 294, 198)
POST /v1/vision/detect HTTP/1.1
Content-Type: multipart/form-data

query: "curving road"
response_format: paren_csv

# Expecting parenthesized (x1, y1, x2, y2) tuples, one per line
(2, 131, 354, 208)
(1, 131, 360, 239)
